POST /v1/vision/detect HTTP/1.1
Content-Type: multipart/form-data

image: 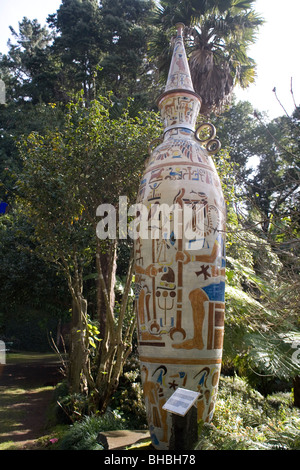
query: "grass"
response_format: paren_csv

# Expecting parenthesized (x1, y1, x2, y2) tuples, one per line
(0, 387, 29, 437)
(6, 352, 61, 364)
(0, 384, 55, 450)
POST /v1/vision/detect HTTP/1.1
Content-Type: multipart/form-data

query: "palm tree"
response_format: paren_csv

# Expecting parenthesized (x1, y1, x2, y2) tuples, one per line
(149, 0, 264, 115)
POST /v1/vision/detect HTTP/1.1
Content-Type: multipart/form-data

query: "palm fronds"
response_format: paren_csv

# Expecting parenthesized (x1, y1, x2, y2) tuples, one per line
(148, 0, 264, 114)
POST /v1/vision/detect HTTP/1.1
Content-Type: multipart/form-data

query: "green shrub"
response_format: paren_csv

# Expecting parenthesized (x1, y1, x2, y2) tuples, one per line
(48, 381, 89, 425)
(58, 412, 125, 450)
(110, 356, 147, 429)
(195, 375, 300, 450)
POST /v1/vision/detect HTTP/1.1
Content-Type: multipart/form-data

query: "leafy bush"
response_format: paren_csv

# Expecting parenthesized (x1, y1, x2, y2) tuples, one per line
(196, 375, 300, 450)
(58, 412, 125, 450)
(110, 356, 147, 429)
(48, 381, 90, 425)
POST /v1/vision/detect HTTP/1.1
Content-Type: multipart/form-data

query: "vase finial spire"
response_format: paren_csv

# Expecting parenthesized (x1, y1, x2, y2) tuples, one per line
(164, 22, 194, 94)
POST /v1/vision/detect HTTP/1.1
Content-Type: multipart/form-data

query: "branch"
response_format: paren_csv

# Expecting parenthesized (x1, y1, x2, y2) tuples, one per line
(271, 183, 299, 216)
(116, 250, 135, 344)
(290, 77, 297, 110)
(95, 241, 116, 346)
(253, 110, 298, 159)
(272, 86, 290, 117)
(48, 331, 67, 376)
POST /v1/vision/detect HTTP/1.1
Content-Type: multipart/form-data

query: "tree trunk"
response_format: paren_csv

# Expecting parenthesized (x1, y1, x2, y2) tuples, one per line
(96, 242, 116, 342)
(93, 241, 136, 413)
(68, 296, 88, 394)
(293, 375, 300, 408)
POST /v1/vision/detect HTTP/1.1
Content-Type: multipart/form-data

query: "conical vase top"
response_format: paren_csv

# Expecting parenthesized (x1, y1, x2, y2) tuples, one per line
(157, 24, 202, 134)
(165, 23, 195, 94)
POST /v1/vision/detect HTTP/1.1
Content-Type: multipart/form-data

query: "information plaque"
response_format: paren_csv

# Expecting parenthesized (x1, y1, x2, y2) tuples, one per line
(162, 388, 200, 416)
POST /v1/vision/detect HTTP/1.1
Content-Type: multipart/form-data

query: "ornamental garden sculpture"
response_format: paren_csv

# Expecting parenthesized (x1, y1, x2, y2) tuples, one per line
(134, 23, 226, 450)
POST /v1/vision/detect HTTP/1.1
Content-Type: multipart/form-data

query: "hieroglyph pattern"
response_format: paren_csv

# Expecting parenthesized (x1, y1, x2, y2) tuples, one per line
(134, 127, 226, 449)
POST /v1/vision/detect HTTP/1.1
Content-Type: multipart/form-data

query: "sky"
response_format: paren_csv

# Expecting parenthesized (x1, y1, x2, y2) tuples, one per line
(0, 0, 299, 121)
(234, 0, 300, 120)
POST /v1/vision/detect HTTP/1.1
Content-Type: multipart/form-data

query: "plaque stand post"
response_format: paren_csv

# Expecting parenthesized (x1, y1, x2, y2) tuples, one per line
(169, 405, 198, 450)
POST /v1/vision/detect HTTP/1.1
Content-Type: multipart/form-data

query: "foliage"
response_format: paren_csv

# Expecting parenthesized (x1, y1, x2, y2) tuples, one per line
(0, 209, 69, 350)
(223, 223, 300, 389)
(0, 17, 55, 104)
(210, 100, 300, 395)
(0, 101, 65, 207)
(17, 94, 162, 407)
(47, 0, 103, 102)
(52, 373, 300, 451)
(98, 0, 157, 101)
(58, 412, 125, 450)
(46, 0, 158, 104)
(213, 100, 261, 178)
(110, 356, 148, 429)
(196, 375, 300, 450)
(50, 381, 90, 425)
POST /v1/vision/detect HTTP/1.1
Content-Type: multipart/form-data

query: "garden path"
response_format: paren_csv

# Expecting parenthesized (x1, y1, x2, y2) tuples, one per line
(0, 355, 151, 450)
(0, 354, 62, 449)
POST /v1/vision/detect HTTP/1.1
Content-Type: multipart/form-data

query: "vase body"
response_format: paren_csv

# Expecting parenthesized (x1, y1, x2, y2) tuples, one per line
(134, 25, 226, 450)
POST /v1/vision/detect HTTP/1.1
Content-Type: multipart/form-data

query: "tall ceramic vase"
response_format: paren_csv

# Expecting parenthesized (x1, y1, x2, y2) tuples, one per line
(134, 24, 226, 450)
